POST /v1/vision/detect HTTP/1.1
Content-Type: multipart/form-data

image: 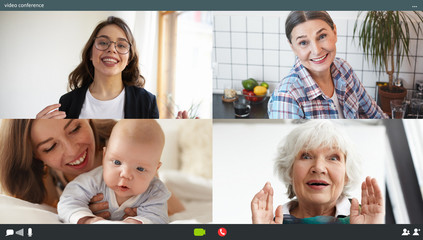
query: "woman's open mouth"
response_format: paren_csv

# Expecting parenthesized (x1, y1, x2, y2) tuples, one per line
(66, 150, 88, 169)
(310, 53, 329, 64)
(101, 57, 119, 67)
(307, 180, 329, 190)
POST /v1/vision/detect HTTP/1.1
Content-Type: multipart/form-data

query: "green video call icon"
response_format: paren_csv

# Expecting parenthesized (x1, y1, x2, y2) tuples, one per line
(194, 228, 206, 236)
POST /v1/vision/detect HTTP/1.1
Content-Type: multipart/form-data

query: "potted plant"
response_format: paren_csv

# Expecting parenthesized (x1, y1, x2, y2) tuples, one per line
(354, 11, 423, 114)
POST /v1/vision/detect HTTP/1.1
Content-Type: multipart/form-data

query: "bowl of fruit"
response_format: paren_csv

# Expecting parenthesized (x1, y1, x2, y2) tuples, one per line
(241, 78, 269, 104)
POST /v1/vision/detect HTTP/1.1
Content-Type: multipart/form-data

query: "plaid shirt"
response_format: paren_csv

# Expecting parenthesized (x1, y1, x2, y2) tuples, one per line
(268, 58, 388, 119)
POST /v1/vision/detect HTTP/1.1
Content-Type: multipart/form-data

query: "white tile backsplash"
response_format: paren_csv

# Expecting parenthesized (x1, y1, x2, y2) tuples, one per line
(233, 80, 244, 91)
(410, 39, 418, 56)
(247, 33, 262, 49)
(353, 70, 364, 83)
(263, 16, 279, 33)
(263, 50, 279, 66)
(415, 74, 423, 83)
(379, 71, 389, 83)
(334, 19, 348, 36)
(217, 64, 232, 79)
(347, 19, 361, 37)
(263, 66, 280, 82)
(279, 17, 285, 34)
(231, 16, 246, 32)
(347, 37, 362, 54)
(399, 56, 415, 73)
(409, 22, 419, 39)
(247, 65, 263, 80)
(247, 16, 263, 32)
(346, 53, 364, 71)
(232, 49, 247, 64)
(337, 36, 347, 53)
(216, 48, 231, 64)
(214, 16, 230, 31)
(263, 33, 279, 50)
(337, 53, 347, 61)
(416, 57, 423, 73)
(280, 35, 291, 51)
(399, 73, 415, 89)
(279, 51, 296, 67)
(366, 87, 376, 99)
(214, 12, 423, 93)
(231, 32, 247, 49)
(418, 40, 423, 57)
(217, 79, 233, 89)
(363, 58, 375, 71)
(215, 32, 231, 48)
(248, 49, 263, 65)
(279, 67, 292, 79)
(362, 71, 380, 87)
(232, 65, 248, 80)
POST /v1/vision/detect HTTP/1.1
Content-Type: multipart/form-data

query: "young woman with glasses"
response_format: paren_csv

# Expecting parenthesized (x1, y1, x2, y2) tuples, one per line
(37, 16, 189, 119)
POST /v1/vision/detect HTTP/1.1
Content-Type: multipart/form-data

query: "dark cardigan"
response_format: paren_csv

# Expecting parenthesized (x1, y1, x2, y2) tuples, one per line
(59, 84, 159, 119)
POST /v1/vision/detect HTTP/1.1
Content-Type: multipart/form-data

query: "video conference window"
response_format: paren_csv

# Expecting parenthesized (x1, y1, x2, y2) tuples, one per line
(0, 6, 422, 240)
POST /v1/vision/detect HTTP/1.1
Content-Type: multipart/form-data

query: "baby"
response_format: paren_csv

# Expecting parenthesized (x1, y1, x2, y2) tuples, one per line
(58, 119, 170, 224)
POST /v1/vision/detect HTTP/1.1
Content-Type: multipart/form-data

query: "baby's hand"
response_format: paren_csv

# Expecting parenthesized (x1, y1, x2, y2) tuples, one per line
(123, 218, 143, 224)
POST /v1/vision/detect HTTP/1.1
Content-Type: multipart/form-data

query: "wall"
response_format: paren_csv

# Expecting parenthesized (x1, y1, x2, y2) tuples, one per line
(212, 11, 423, 100)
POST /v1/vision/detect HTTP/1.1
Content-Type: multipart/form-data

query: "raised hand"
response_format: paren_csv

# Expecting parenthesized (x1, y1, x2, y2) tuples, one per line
(251, 182, 283, 224)
(36, 104, 66, 119)
(350, 176, 385, 224)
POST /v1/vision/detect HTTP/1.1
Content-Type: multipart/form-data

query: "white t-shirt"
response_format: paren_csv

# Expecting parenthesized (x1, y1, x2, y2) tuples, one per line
(331, 90, 345, 119)
(79, 89, 125, 119)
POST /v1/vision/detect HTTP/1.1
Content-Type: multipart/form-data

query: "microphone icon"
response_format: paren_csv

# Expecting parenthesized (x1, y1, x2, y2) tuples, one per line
(28, 228, 33, 237)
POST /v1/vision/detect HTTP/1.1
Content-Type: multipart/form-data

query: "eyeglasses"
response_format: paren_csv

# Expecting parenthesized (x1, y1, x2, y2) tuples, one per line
(94, 37, 131, 54)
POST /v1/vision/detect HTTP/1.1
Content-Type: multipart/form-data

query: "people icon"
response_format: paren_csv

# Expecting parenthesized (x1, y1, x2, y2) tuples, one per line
(413, 228, 421, 236)
(402, 228, 410, 236)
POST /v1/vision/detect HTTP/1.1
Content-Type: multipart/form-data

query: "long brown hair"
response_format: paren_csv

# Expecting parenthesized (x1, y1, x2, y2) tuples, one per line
(68, 16, 145, 91)
(0, 119, 116, 204)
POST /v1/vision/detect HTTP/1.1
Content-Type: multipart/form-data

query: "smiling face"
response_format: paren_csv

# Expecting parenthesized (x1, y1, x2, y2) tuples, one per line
(91, 24, 130, 80)
(102, 132, 162, 204)
(289, 19, 337, 77)
(31, 120, 99, 180)
(291, 146, 347, 209)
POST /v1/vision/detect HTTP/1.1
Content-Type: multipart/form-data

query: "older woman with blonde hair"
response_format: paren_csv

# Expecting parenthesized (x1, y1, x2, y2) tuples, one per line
(251, 120, 384, 224)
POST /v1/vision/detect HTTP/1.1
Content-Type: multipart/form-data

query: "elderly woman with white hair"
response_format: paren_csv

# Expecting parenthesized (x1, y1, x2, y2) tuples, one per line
(251, 120, 384, 224)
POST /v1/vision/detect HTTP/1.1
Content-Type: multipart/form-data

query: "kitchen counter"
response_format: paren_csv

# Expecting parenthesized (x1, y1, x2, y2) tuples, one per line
(213, 94, 269, 119)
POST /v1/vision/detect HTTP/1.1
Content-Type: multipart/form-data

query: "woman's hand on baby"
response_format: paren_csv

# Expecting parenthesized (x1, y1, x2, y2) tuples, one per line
(251, 182, 283, 224)
(88, 193, 111, 219)
(350, 177, 385, 224)
(122, 207, 137, 220)
(36, 104, 66, 119)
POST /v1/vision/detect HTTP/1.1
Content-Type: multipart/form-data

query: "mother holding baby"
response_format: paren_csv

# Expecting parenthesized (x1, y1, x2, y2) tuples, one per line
(251, 120, 385, 224)
(0, 119, 184, 221)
